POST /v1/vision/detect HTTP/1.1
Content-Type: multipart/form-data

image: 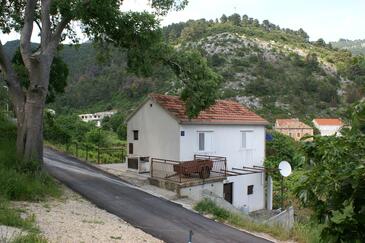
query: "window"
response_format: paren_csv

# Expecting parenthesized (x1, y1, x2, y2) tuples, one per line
(241, 131, 253, 149)
(198, 132, 213, 152)
(199, 133, 205, 151)
(133, 130, 139, 140)
(247, 185, 254, 195)
(181, 131, 185, 136)
(297, 133, 300, 137)
(129, 143, 133, 154)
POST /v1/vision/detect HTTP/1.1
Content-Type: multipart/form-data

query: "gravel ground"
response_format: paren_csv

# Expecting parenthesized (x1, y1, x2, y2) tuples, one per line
(13, 187, 162, 243)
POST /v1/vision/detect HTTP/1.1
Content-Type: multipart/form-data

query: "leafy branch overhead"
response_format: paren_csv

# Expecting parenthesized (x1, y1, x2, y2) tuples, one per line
(165, 49, 221, 118)
(12, 48, 68, 103)
(0, 1, 173, 160)
(294, 101, 365, 242)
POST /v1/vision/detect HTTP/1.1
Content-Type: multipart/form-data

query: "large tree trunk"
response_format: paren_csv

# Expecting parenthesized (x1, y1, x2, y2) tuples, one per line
(0, 0, 68, 164)
(16, 58, 51, 163)
(16, 92, 46, 162)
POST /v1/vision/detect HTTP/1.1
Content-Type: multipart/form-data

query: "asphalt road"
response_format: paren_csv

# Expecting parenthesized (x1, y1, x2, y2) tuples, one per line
(43, 148, 272, 243)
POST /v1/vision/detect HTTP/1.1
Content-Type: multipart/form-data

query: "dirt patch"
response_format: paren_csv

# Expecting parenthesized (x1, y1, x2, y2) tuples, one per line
(13, 187, 162, 243)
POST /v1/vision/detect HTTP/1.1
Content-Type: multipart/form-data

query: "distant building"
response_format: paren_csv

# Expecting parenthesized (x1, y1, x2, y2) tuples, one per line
(312, 118, 343, 136)
(274, 118, 313, 141)
(79, 110, 116, 127)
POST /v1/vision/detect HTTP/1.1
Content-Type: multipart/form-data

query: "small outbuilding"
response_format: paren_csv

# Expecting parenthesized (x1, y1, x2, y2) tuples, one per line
(126, 93, 269, 211)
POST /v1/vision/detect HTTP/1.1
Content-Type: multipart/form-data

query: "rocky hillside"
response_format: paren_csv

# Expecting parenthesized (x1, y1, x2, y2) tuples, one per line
(331, 39, 365, 55)
(164, 17, 364, 121)
(3, 14, 364, 123)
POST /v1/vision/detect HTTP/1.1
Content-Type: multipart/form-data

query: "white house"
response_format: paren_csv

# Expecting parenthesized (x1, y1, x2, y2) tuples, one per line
(313, 118, 343, 136)
(126, 94, 269, 211)
(79, 110, 116, 127)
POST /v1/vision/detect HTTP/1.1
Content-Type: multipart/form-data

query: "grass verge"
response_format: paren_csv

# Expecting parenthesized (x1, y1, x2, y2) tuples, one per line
(0, 115, 62, 242)
(194, 198, 321, 243)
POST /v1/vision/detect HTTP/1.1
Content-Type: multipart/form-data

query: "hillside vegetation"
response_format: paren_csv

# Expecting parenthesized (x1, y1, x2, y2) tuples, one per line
(332, 39, 365, 55)
(4, 14, 364, 123)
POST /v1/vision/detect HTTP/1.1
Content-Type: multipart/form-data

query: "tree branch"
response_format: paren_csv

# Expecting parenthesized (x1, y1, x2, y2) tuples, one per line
(20, 0, 37, 69)
(0, 41, 25, 108)
(52, 16, 71, 43)
(35, 20, 42, 32)
(46, 16, 71, 55)
(41, 0, 52, 49)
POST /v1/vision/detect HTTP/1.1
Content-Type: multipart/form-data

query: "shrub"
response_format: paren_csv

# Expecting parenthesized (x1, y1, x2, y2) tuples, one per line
(0, 115, 61, 201)
(85, 128, 108, 147)
(195, 198, 290, 240)
(295, 104, 365, 242)
(11, 233, 48, 243)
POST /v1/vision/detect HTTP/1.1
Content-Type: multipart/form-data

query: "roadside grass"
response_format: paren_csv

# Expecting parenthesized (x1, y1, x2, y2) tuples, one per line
(0, 115, 62, 242)
(11, 233, 48, 243)
(292, 222, 322, 243)
(194, 198, 321, 242)
(0, 199, 37, 232)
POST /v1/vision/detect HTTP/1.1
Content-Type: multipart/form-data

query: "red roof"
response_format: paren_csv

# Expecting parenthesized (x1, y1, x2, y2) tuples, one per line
(150, 94, 268, 125)
(275, 118, 312, 129)
(313, 118, 343, 126)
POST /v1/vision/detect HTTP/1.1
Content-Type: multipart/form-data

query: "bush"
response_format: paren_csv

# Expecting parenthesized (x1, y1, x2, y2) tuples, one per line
(195, 198, 290, 240)
(295, 105, 365, 242)
(85, 128, 108, 147)
(11, 233, 48, 243)
(265, 131, 305, 172)
(0, 115, 61, 201)
(44, 112, 71, 145)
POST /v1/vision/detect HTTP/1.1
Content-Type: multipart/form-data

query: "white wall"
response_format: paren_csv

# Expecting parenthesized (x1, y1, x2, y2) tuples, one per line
(224, 174, 265, 211)
(127, 99, 181, 161)
(180, 182, 223, 201)
(179, 124, 266, 211)
(315, 124, 342, 136)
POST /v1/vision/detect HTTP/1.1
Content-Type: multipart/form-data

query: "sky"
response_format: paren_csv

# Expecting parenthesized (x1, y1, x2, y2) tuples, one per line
(1, 0, 364, 43)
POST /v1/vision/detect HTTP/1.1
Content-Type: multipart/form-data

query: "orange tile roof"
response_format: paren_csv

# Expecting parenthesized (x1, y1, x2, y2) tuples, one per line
(275, 118, 312, 129)
(150, 94, 269, 125)
(313, 118, 343, 126)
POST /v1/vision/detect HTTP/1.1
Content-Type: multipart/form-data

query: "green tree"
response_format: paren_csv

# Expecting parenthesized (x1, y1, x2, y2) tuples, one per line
(0, 0, 221, 163)
(43, 111, 71, 144)
(265, 131, 304, 175)
(85, 128, 108, 147)
(314, 38, 326, 47)
(241, 14, 249, 25)
(12, 48, 68, 103)
(220, 14, 228, 23)
(227, 13, 241, 26)
(295, 102, 365, 242)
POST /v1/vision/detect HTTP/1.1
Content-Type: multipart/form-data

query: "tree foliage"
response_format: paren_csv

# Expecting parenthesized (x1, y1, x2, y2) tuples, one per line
(295, 101, 365, 242)
(165, 49, 221, 117)
(265, 131, 305, 179)
(0, 0, 225, 161)
(11, 48, 68, 103)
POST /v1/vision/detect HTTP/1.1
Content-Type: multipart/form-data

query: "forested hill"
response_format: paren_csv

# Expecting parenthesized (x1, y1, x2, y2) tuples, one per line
(331, 39, 365, 55)
(4, 14, 365, 123)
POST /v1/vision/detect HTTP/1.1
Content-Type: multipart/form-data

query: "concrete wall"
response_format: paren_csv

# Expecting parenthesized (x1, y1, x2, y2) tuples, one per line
(180, 182, 223, 201)
(266, 206, 294, 230)
(127, 99, 181, 161)
(179, 124, 266, 211)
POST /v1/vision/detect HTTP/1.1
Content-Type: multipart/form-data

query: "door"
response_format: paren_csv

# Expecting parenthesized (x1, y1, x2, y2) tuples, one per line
(223, 183, 233, 204)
